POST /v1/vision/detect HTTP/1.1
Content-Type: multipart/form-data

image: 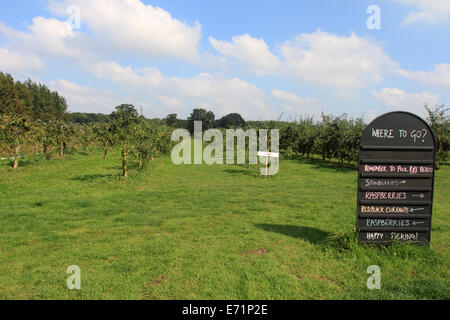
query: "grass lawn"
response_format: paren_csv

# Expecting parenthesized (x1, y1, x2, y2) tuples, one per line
(0, 149, 448, 299)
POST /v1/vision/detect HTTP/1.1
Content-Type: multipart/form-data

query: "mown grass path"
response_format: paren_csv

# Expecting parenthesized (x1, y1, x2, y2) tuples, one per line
(0, 151, 448, 299)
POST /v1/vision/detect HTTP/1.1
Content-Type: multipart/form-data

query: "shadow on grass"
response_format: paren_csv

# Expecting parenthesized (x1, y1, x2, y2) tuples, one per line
(34, 201, 45, 207)
(297, 157, 357, 173)
(256, 223, 360, 251)
(1, 155, 46, 168)
(224, 168, 259, 177)
(71, 173, 120, 182)
(255, 224, 330, 244)
(106, 163, 143, 171)
(343, 278, 450, 300)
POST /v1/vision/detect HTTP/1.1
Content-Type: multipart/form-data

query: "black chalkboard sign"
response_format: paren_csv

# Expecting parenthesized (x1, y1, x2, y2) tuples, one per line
(356, 111, 436, 245)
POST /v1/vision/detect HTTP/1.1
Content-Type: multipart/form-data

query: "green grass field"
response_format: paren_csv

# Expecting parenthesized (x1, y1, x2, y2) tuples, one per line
(0, 150, 448, 299)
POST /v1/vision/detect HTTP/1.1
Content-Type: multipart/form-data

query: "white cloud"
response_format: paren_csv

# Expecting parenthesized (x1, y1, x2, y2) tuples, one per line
(271, 89, 321, 118)
(89, 62, 164, 87)
(397, 64, 450, 90)
(0, 46, 45, 74)
(89, 61, 327, 119)
(0, 17, 87, 59)
(0, 0, 206, 68)
(209, 34, 281, 75)
(393, 0, 450, 24)
(49, 79, 118, 114)
(47, 0, 202, 61)
(372, 88, 440, 114)
(271, 89, 306, 104)
(211, 31, 397, 94)
(280, 31, 396, 90)
(154, 95, 186, 111)
(89, 61, 274, 119)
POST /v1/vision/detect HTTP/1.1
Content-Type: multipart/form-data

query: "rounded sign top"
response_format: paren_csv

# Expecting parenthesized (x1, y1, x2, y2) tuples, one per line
(360, 111, 435, 148)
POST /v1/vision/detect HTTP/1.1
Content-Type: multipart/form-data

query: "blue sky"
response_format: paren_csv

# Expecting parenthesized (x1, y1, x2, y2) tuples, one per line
(0, 0, 449, 121)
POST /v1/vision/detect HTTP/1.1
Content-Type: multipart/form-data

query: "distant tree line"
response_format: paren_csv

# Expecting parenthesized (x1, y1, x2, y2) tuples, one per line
(162, 109, 246, 131)
(66, 112, 111, 124)
(1, 72, 448, 170)
(276, 114, 366, 163)
(164, 107, 448, 166)
(163, 108, 367, 163)
(0, 73, 173, 175)
(0, 72, 67, 121)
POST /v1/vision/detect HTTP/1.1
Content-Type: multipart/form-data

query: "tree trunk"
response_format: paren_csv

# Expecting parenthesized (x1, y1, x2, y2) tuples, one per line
(60, 143, 64, 157)
(103, 146, 108, 159)
(138, 156, 143, 169)
(13, 142, 19, 169)
(122, 147, 128, 178)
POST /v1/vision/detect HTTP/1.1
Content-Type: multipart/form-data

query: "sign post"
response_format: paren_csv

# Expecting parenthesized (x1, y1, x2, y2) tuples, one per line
(356, 112, 436, 245)
(258, 151, 279, 177)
